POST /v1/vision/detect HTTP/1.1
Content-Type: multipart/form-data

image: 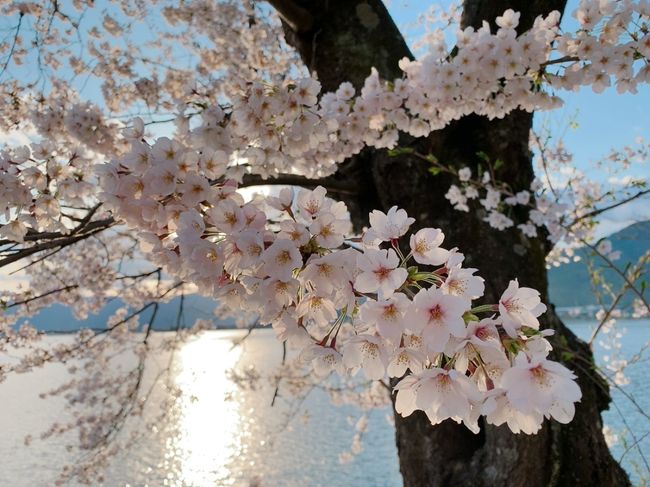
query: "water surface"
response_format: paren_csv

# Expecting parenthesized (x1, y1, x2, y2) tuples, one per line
(1, 320, 648, 486)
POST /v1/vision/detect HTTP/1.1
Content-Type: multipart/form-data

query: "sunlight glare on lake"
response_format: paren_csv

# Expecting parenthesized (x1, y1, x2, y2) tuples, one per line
(173, 333, 245, 486)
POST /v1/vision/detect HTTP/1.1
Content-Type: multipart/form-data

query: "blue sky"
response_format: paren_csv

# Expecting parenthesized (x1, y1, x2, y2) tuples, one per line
(387, 0, 650, 236)
(0, 0, 647, 236)
(387, 0, 650, 168)
(4, 0, 647, 173)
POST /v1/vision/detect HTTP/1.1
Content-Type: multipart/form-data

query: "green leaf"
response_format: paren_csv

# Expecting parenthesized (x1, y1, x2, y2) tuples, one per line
(425, 153, 438, 163)
(561, 351, 574, 362)
(463, 312, 479, 323)
(494, 158, 504, 171)
(429, 166, 442, 176)
(387, 147, 415, 157)
(476, 151, 490, 163)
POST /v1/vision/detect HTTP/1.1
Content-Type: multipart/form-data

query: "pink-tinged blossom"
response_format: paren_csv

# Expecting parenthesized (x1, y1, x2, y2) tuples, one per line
(485, 391, 544, 434)
(208, 198, 246, 234)
(150, 137, 183, 165)
(309, 212, 347, 249)
(266, 187, 294, 212)
(410, 287, 469, 352)
(199, 150, 228, 179)
(188, 240, 223, 279)
(343, 335, 388, 380)
(500, 352, 582, 424)
(499, 279, 547, 337)
(445, 185, 469, 212)
(354, 248, 408, 299)
(122, 116, 144, 140)
(300, 253, 349, 297)
(485, 211, 514, 230)
(410, 368, 481, 431)
(226, 230, 264, 272)
(359, 293, 410, 344)
(363, 206, 415, 244)
(393, 374, 419, 417)
(446, 249, 466, 268)
(458, 167, 472, 181)
(523, 331, 554, 359)
(480, 187, 501, 210)
(295, 293, 337, 326)
(440, 266, 485, 300)
(179, 173, 211, 207)
(261, 239, 302, 281)
(16, 4, 647, 453)
(176, 210, 205, 239)
(260, 278, 299, 311)
(0, 219, 28, 242)
(387, 347, 426, 378)
(449, 319, 507, 374)
(272, 311, 311, 348)
(302, 345, 345, 377)
(292, 78, 321, 106)
(518, 222, 538, 238)
(297, 186, 327, 219)
(278, 220, 310, 246)
(242, 203, 266, 230)
(409, 228, 450, 266)
(121, 141, 150, 174)
(496, 9, 520, 29)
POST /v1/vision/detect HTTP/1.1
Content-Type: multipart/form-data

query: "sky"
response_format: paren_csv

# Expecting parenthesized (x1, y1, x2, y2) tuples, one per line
(387, 0, 650, 157)
(0, 0, 647, 302)
(0, 0, 648, 238)
(386, 0, 650, 236)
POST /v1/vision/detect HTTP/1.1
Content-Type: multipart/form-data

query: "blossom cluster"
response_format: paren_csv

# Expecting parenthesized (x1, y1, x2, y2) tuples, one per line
(2, 2, 648, 248)
(100, 128, 582, 433)
(0, 139, 103, 242)
(0, 2, 646, 483)
(0, 87, 124, 242)
(2, 1, 646, 469)
(177, 1, 650, 182)
(442, 134, 648, 267)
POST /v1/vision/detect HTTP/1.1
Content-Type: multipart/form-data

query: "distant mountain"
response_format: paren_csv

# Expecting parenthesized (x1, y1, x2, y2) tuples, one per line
(548, 221, 650, 311)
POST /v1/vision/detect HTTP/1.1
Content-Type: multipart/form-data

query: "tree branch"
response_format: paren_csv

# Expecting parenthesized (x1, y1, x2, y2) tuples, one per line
(0, 12, 23, 80)
(568, 189, 650, 228)
(4, 284, 78, 309)
(0, 220, 113, 268)
(239, 173, 360, 194)
(266, 0, 314, 33)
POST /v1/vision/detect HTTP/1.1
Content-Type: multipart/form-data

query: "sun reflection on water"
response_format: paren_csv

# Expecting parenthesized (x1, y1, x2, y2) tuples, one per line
(173, 332, 244, 486)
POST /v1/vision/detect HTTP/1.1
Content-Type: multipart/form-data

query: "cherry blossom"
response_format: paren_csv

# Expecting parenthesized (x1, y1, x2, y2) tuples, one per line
(354, 248, 408, 300)
(409, 228, 450, 266)
(499, 279, 547, 337)
(3, 2, 647, 480)
(409, 287, 469, 352)
(501, 352, 582, 424)
(364, 206, 415, 244)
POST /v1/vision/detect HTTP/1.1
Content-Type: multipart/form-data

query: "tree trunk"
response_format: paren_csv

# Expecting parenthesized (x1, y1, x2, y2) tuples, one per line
(273, 1, 630, 485)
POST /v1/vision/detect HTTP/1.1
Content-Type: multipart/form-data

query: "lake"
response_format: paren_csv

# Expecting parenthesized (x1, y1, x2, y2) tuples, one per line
(0, 320, 648, 486)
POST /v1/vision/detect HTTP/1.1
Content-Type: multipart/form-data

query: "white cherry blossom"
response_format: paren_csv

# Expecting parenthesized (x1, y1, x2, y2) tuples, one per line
(354, 248, 408, 300)
(409, 228, 450, 266)
(499, 279, 547, 337)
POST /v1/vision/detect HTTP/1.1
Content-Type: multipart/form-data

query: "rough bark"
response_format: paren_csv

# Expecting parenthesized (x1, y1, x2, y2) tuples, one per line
(272, 1, 631, 485)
